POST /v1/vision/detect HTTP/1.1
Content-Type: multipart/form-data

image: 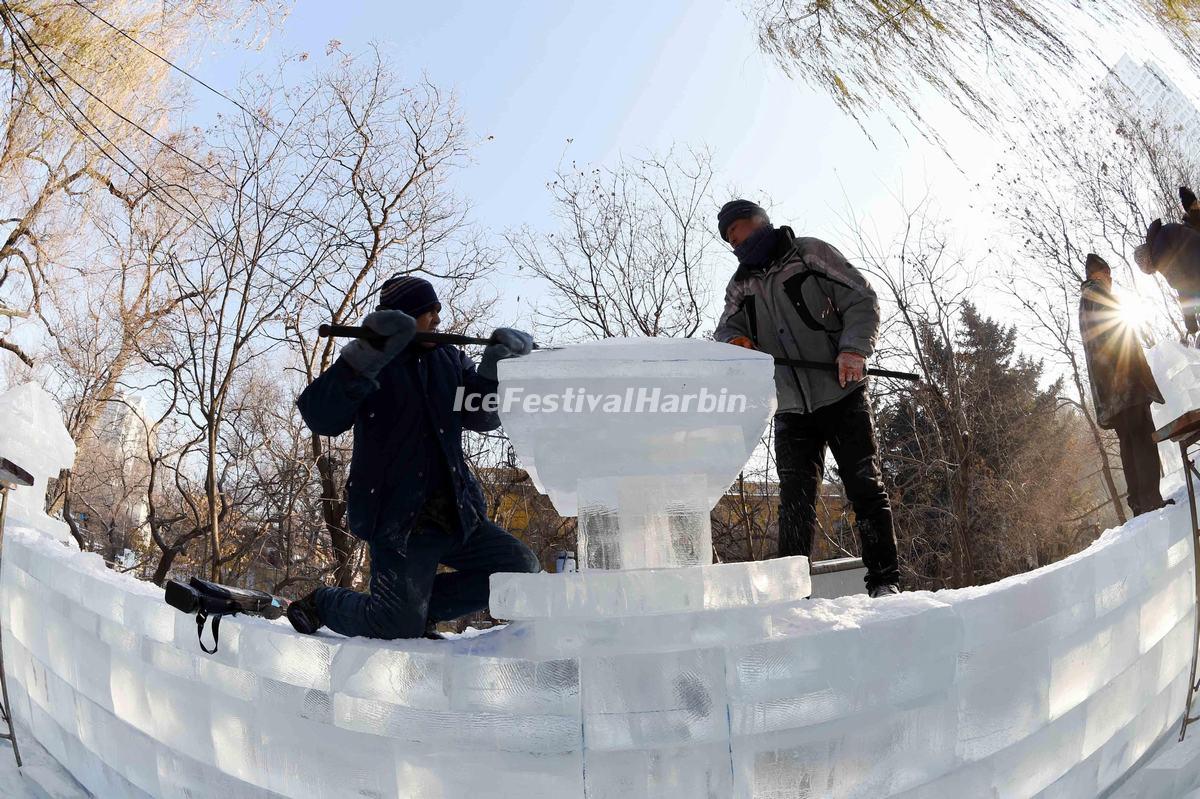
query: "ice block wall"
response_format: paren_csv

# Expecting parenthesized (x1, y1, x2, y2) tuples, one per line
(0, 524, 588, 798)
(0, 499, 1193, 797)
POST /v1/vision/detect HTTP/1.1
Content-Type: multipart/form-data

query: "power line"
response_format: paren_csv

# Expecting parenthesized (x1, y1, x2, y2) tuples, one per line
(67, 0, 262, 125)
(1, 3, 364, 255)
(5, 4, 223, 186)
(2, 3, 343, 241)
(0, 3, 220, 239)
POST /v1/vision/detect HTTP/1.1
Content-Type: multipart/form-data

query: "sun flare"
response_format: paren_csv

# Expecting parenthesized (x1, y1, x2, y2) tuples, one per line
(1114, 289, 1152, 332)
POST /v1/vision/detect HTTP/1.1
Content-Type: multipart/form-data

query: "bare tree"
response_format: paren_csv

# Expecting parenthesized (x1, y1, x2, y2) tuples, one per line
(0, 0, 285, 365)
(741, 0, 1200, 145)
(844, 197, 977, 585)
(843, 195, 1093, 588)
(508, 146, 715, 340)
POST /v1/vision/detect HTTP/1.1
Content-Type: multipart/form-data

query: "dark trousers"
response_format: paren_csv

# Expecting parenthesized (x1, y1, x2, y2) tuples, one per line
(314, 519, 540, 639)
(774, 387, 900, 590)
(1111, 403, 1164, 516)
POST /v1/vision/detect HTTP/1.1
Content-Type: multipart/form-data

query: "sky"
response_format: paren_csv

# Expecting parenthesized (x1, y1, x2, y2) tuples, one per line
(179, 0, 1015, 337)
(168, 0, 1200, 356)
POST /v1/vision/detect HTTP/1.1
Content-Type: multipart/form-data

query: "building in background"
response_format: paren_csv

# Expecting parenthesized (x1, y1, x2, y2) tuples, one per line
(75, 393, 153, 556)
(1107, 54, 1200, 140)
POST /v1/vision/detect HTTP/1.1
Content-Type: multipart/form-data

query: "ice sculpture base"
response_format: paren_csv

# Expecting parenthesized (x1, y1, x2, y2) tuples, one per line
(489, 555, 811, 620)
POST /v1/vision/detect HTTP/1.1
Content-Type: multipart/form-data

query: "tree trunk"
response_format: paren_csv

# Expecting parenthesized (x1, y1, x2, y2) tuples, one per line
(206, 426, 222, 582)
(735, 472, 757, 561)
(58, 470, 87, 551)
(311, 432, 354, 587)
(1068, 361, 1127, 525)
(151, 547, 181, 586)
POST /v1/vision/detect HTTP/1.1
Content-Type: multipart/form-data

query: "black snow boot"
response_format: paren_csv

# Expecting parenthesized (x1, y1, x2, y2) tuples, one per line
(868, 583, 900, 599)
(286, 589, 324, 635)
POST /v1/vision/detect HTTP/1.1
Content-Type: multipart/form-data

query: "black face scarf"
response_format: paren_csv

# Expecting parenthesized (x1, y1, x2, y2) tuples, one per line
(733, 224, 779, 269)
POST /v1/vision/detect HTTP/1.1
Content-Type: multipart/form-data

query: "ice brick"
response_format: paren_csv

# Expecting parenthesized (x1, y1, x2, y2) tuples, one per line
(490, 555, 811, 620)
(585, 740, 733, 799)
(581, 647, 727, 750)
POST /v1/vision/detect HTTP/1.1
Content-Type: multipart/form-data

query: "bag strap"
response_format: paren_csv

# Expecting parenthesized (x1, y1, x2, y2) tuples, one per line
(195, 610, 222, 655)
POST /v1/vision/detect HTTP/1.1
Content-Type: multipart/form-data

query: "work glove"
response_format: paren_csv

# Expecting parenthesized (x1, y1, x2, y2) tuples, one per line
(1183, 186, 1199, 213)
(340, 310, 416, 379)
(478, 328, 533, 381)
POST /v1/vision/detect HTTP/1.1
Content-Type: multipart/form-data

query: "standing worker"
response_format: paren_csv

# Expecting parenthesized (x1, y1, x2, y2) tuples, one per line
(1135, 214, 1200, 340)
(1079, 254, 1168, 517)
(712, 200, 901, 597)
(289, 275, 541, 639)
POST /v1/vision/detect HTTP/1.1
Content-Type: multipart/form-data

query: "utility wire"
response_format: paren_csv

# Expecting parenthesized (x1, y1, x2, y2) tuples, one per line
(4, 3, 345, 242)
(4, 2, 223, 185)
(2, 3, 360, 257)
(67, 0, 262, 125)
(0, 3, 221, 238)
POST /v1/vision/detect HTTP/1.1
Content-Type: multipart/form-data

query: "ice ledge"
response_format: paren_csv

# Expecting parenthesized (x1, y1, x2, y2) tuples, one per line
(488, 555, 811, 619)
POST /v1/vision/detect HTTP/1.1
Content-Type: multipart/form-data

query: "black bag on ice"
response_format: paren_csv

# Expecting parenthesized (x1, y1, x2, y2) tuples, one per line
(164, 577, 285, 654)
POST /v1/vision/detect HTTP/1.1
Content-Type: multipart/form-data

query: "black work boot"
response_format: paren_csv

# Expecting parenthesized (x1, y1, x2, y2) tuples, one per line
(423, 618, 446, 640)
(286, 589, 324, 635)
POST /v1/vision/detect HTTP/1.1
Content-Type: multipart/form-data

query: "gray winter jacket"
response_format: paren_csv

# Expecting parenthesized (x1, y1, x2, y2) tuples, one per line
(713, 227, 881, 415)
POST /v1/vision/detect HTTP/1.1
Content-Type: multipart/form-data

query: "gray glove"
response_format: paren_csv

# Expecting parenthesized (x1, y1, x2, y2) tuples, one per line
(478, 328, 533, 381)
(340, 310, 416, 379)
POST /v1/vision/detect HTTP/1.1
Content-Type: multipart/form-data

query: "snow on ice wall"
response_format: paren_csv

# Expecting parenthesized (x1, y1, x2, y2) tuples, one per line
(0, 382, 76, 544)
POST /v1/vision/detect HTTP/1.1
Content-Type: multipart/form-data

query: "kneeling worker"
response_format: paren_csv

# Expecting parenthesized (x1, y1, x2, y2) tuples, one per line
(289, 275, 540, 638)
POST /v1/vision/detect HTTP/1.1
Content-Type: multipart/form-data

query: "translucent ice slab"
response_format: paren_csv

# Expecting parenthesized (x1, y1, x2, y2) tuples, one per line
(498, 338, 776, 569)
(490, 555, 811, 620)
(0, 382, 77, 543)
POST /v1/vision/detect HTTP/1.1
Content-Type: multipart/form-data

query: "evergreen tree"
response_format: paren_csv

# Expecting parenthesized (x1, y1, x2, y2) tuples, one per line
(877, 303, 1090, 588)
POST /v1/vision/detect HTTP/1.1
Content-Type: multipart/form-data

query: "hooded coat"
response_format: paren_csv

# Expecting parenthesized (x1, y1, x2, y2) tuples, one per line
(1078, 278, 1164, 429)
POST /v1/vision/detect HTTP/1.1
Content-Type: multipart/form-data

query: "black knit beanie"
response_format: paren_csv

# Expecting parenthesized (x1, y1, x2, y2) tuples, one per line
(1084, 253, 1110, 278)
(378, 275, 440, 316)
(717, 199, 769, 242)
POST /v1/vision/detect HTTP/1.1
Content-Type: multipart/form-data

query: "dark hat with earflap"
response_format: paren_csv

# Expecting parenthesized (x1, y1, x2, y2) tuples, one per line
(1084, 253, 1111, 277)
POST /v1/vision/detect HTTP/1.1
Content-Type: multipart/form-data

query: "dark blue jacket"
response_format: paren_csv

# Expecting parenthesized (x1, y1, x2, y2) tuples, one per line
(296, 344, 500, 550)
(1149, 221, 1200, 331)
